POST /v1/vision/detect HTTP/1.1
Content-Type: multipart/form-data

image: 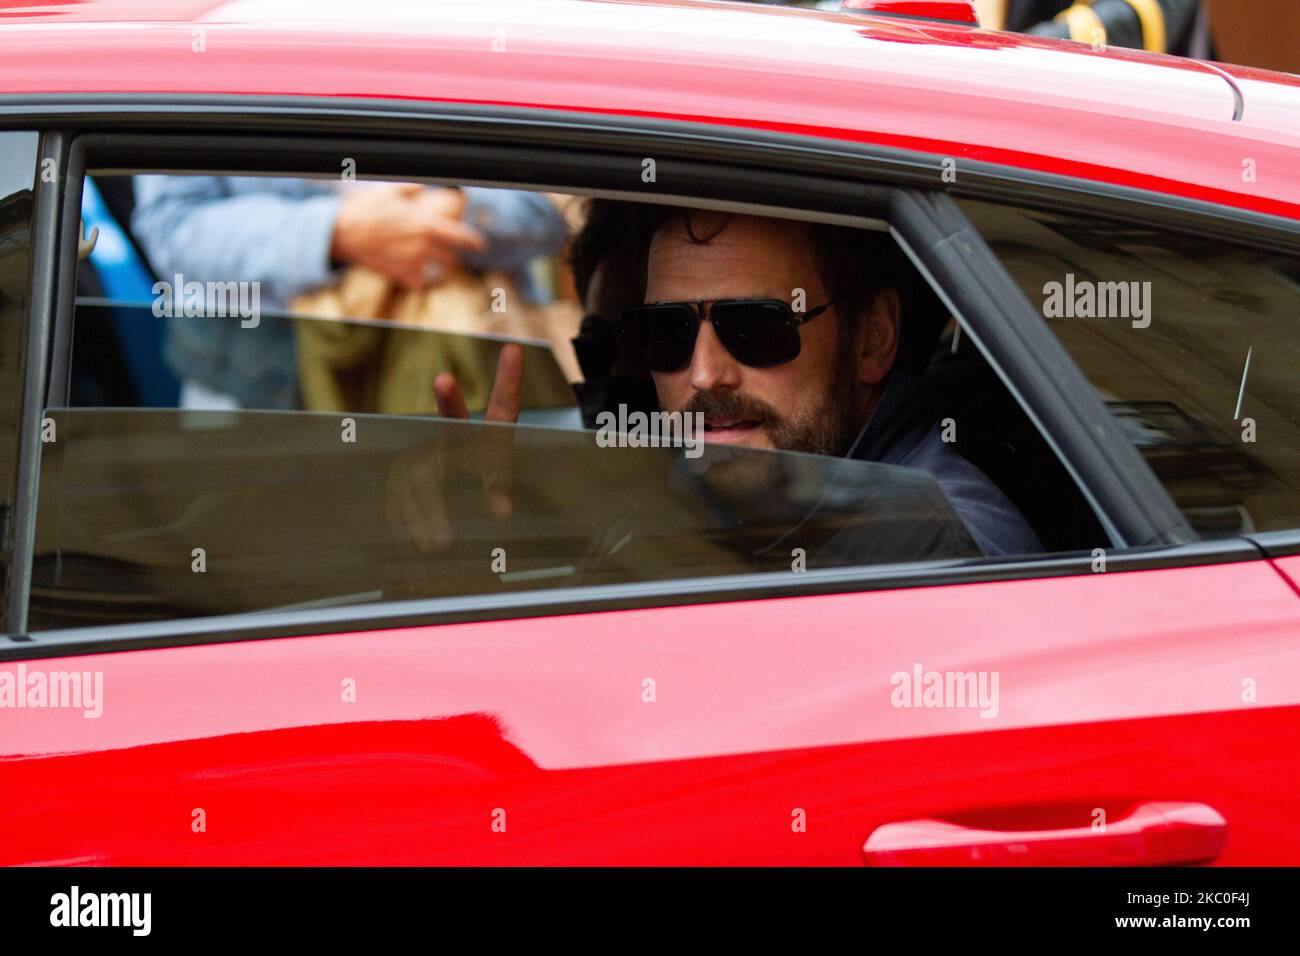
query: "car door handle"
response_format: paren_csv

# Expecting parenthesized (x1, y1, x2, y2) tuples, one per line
(863, 801, 1227, 866)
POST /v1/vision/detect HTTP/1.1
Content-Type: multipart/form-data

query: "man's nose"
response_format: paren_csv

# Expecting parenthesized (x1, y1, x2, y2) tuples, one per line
(688, 319, 742, 393)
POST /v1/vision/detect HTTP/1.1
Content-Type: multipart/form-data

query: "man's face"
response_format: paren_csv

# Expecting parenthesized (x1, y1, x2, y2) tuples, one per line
(645, 213, 863, 456)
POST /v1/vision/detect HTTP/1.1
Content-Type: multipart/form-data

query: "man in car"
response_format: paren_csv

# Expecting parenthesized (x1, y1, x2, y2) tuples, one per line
(425, 202, 1041, 557)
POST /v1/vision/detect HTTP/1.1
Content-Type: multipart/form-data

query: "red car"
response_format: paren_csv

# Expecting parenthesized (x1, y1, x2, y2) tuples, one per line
(1, 0, 1298, 867)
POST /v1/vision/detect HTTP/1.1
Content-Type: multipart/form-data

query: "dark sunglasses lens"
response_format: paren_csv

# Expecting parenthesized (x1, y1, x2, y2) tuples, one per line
(620, 305, 697, 372)
(710, 301, 800, 368)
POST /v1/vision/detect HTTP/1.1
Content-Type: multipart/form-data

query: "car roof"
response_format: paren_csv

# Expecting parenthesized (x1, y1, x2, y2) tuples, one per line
(2, 0, 1297, 219)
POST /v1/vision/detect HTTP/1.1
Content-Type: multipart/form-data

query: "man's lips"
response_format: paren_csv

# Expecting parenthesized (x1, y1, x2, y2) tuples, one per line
(703, 417, 759, 431)
(701, 418, 764, 443)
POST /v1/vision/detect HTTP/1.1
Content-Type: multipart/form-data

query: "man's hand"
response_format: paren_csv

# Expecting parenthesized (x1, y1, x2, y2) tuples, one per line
(331, 183, 487, 289)
(433, 344, 523, 520)
(386, 344, 526, 552)
(432, 342, 525, 425)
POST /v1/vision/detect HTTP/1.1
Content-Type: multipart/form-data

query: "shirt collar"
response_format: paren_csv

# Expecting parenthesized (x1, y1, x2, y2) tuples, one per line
(844, 368, 931, 465)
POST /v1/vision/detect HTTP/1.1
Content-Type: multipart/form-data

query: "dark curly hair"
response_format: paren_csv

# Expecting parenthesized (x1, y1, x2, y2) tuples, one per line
(568, 199, 946, 374)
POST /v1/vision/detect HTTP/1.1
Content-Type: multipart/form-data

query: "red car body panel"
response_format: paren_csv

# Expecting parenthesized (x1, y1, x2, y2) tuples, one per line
(0, 0, 1298, 219)
(1, 0, 1299, 866)
(4, 562, 1299, 864)
(1274, 556, 1300, 597)
(843, 0, 981, 25)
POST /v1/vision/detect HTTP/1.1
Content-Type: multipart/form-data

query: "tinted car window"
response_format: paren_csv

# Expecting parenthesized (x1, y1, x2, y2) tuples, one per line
(960, 198, 1300, 538)
(29, 410, 979, 630)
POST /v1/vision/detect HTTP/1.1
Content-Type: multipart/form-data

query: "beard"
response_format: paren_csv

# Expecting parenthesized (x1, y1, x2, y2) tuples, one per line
(679, 334, 866, 458)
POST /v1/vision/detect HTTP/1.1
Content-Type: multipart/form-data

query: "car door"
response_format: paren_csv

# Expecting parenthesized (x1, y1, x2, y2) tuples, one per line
(8, 554, 1300, 866)
(3, 124, 1300, 867)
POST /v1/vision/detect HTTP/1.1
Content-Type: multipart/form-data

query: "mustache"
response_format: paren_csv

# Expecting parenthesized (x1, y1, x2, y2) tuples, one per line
(680, 390, 780, 426)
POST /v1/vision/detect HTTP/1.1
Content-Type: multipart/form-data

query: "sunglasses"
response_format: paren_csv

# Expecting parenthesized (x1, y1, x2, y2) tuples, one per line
(617, 298, 832, 373)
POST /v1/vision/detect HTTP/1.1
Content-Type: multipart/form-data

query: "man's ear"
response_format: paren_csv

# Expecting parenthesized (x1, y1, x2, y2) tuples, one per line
(857, 287, 900, 386)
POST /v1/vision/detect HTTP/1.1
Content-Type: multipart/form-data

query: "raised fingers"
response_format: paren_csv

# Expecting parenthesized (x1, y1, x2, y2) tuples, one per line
(434, 372, 471, 420)
(485, 343, 525, 424)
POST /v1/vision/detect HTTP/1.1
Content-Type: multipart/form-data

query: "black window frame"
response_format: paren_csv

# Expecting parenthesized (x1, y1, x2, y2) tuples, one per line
(0, 129, 60, 636)
(0, 95, 1292, 659)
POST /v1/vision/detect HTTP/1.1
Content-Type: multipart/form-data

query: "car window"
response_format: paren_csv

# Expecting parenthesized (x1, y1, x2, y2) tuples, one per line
(28, 409, 981, 630)
(28, 172, 1106, 632)
(959, 198, 1300, 538)
(0, 130, 39, 621)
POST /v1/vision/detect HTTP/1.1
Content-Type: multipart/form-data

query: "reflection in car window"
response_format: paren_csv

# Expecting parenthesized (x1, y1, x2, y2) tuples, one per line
(960, 199, 1300, 538)
(30, 410, 979, 630)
